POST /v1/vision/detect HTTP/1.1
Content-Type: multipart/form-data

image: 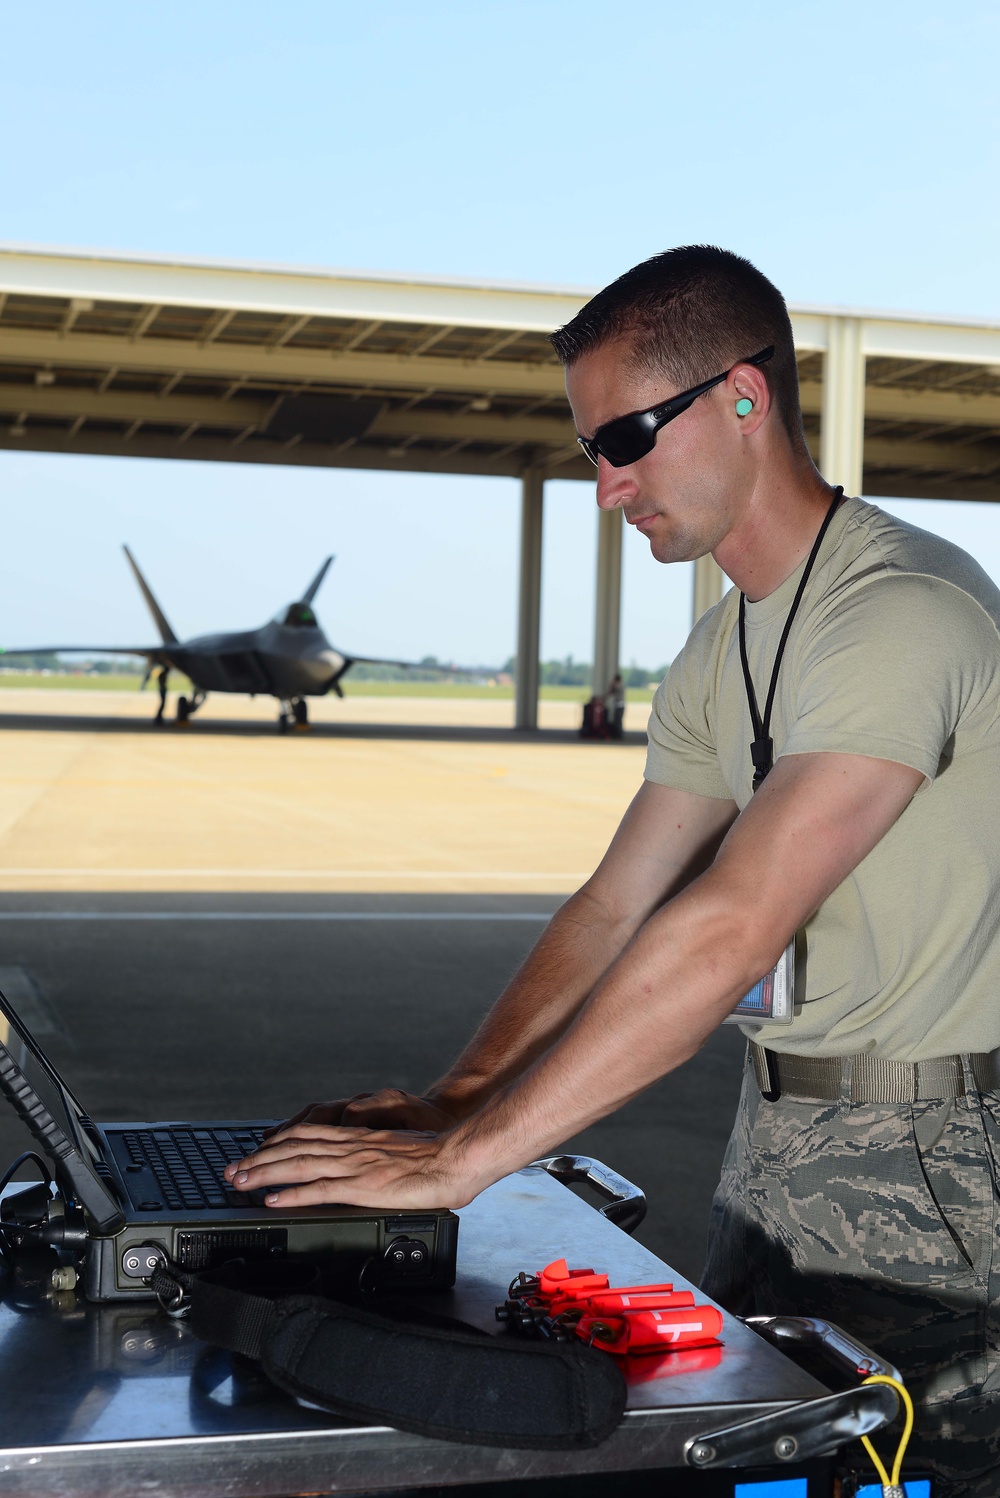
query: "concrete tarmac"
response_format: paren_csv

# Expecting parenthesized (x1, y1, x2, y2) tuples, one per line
(0, 695, 647, 893)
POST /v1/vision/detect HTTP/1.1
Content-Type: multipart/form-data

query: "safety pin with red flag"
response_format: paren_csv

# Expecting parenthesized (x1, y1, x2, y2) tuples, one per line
(577, 1303, 724, 1356)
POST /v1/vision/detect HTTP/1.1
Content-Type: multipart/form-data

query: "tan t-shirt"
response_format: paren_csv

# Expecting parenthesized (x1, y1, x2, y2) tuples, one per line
(645, 497, 1000, 1060)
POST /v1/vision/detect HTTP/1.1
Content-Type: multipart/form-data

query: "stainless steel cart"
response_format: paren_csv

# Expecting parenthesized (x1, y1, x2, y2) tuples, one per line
(0, 1160, 897, 1497)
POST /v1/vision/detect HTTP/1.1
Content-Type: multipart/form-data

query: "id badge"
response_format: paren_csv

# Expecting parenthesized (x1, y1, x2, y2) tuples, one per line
(724, 939, 795, 1025)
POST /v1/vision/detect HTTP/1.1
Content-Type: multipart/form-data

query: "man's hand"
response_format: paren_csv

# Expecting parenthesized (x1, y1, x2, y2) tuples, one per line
(265, 1089, 457, 1137)
(226, 1122, 486, 1210)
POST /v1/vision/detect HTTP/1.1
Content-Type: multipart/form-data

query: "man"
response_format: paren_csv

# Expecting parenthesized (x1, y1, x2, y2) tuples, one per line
(230, 247, 1000, 1494)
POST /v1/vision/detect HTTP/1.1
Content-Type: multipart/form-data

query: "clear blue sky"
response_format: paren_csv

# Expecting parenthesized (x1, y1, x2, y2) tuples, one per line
(2, 1, 999, 667)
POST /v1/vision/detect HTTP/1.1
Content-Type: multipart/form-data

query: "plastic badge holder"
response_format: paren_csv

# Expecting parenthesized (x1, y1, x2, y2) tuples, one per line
(724, 939, 795, 1025)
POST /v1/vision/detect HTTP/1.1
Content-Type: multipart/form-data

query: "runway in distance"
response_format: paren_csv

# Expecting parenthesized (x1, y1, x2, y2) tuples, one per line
(2, 547, 474, 731)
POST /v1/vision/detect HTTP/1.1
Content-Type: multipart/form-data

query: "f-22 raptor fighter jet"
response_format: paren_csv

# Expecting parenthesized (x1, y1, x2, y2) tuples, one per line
(4, 547, 453, 731)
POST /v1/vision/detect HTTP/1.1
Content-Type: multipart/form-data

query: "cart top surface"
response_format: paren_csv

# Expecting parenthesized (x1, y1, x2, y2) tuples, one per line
(0, 1165, 825, 1451)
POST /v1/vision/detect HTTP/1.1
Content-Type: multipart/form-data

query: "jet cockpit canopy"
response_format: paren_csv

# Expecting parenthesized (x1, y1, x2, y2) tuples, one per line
(279, 603, 318, 628)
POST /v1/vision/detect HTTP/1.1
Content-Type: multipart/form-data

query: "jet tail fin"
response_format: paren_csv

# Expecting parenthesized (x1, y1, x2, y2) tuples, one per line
(122, 546, 178, 644)
(302, 555, 334, 605)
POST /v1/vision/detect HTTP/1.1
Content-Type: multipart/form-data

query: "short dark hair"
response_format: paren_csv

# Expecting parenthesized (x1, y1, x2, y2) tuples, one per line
(551, 246, 807, 453)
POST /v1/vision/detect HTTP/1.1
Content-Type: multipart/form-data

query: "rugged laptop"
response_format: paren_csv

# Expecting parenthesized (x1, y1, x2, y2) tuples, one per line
(0, 988, 458, 1301)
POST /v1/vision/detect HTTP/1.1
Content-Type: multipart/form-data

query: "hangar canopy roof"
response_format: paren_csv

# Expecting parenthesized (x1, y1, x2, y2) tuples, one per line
(1, 244, 1000, 499)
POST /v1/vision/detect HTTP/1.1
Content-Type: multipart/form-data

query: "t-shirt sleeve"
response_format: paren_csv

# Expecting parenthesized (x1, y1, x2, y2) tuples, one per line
(780, 573, 1000, 780)
(645, 628, 733, 800)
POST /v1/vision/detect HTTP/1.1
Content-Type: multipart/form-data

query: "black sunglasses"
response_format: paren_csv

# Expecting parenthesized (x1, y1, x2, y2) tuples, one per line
(577, 345, 775, 468)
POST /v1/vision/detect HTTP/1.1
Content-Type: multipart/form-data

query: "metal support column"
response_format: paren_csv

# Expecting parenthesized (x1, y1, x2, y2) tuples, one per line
(821, 316, 865, 495)
(514, 467, 544, 730)
(692, 554, 726, 625)
(592, 506, 623, 697)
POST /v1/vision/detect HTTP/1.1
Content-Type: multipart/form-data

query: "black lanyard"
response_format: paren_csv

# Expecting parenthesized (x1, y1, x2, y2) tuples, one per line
(738, 487, 843, 792)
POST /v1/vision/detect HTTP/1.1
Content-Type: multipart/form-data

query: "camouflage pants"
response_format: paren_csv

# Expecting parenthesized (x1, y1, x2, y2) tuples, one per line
(701, 1060, 1000, 1497)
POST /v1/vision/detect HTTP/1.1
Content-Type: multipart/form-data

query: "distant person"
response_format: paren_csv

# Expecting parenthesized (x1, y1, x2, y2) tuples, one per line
(604, 672, 625, 739)
(231, 245, 1000, 1496)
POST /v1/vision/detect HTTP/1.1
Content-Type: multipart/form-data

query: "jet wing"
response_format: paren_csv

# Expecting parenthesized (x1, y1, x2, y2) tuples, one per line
(0, 646, 164, 658)
(346, 655, 487, 676)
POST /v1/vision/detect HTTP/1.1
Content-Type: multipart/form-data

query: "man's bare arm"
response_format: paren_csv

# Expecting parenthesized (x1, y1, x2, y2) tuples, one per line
(230, 751, 923, 1207)
(271, 781, 736, 1131)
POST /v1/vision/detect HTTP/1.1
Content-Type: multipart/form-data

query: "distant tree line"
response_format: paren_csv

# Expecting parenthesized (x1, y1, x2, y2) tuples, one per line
(0, 652, 63, 670)
(0, 652, 146, 673)
(501, 655, 669, 688)
(348, 656, 481, 683)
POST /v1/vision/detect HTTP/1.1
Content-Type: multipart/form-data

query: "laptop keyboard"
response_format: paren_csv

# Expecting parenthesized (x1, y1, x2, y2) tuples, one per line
(121, 1126, 271, 1210)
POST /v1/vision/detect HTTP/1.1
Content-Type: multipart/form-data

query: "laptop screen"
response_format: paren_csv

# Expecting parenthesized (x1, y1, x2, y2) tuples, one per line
(0, 989, 100, 1167)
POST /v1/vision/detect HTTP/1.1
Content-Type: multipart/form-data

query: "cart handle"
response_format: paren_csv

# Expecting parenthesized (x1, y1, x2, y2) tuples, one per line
(683, 1317, 902, 1469)
(744, 1315, 903, 1384)
(684, 1381, 898, 1470)
(531, 1155, 647, 1235)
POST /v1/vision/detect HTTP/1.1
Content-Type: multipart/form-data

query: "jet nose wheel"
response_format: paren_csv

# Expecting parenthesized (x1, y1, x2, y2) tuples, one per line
(176, 690, 206, 726)
(278, 699, 309, 733)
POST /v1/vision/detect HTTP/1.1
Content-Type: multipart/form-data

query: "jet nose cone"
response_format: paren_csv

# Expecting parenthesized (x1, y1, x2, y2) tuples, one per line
(298, 648, 344, 686)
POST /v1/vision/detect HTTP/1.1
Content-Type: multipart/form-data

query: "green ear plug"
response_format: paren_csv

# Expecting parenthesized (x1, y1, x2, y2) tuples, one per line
(735, 398, 754, 416)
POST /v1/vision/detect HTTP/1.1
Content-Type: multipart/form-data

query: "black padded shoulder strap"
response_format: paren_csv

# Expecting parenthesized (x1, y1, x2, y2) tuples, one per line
(155, 1262, 626, 1450)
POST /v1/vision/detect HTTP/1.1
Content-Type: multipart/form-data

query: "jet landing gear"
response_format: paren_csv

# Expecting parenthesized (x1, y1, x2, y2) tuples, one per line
(278, 698, 309, 733)
(176, 690, 207, 726)
(153, 667, 170, 725)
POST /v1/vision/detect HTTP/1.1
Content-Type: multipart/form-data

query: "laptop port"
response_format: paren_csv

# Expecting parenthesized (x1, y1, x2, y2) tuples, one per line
(122, 1243, 168, 1279)
(383, 1236, 431, 1276)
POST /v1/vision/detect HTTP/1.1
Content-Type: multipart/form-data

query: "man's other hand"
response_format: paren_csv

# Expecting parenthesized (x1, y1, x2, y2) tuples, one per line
(224, 1122, 485, 1210)
(263, 1088, 457, 1138)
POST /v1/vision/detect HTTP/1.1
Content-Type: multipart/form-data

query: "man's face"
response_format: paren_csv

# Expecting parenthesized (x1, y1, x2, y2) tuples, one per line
(566, 340, 747, 565)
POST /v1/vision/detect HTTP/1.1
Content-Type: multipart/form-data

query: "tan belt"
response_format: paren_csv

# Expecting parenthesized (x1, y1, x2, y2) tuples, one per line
(748, 1040, 1000, 1103)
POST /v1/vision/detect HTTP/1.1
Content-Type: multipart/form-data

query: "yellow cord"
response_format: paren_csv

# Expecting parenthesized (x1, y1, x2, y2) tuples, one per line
(860, 1374, 914, 1490)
